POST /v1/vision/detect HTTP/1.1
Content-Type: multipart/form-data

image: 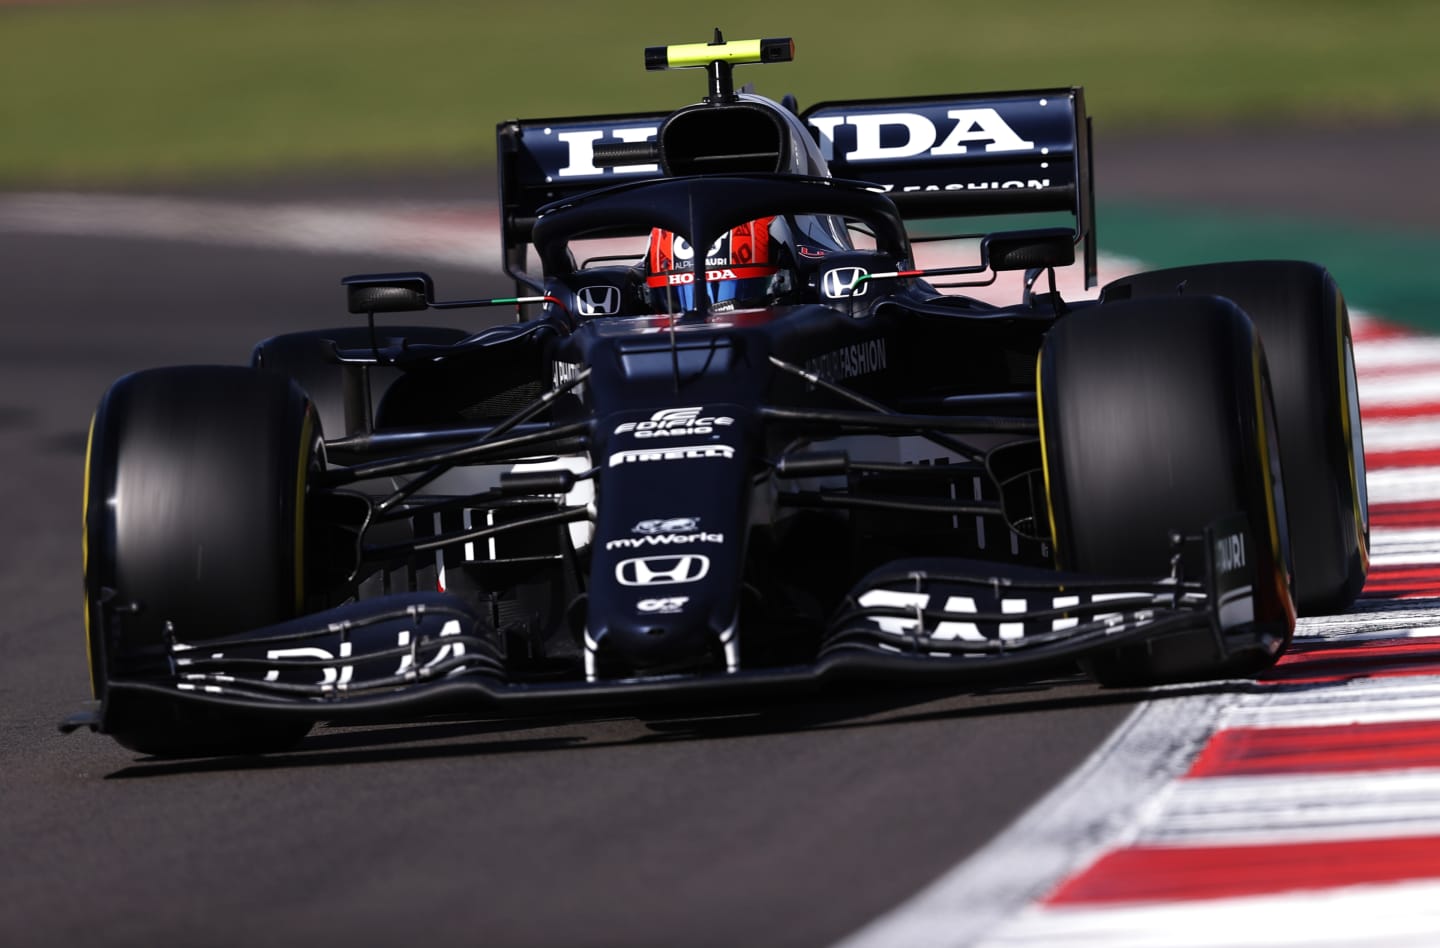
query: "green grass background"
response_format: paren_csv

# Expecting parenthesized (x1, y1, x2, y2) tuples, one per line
(1101, 205, 1440, 328)
(5, 0, 1437, 324)
(5, 0, 1440, 185)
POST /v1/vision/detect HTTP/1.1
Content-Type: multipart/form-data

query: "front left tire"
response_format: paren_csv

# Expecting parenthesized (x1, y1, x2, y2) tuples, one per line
(85, 366, 320, 756)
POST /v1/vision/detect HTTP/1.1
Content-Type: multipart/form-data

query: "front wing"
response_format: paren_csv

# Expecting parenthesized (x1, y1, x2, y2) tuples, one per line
(64, 518, 1272, 733)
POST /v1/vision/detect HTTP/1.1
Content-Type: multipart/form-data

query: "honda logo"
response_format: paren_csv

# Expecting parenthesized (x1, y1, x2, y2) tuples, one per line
(822, 267, 869, 300)
(578, 285, 621, 317)
(615, 554, 711, 586)
(807, 108, 1036, 163)
(553, 124, 660, 178)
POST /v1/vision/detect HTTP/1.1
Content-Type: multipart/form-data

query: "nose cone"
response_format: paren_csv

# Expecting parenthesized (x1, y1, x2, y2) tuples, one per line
(585, 541, 741, 677)
(588, 608, 732, 676)
(585, 400, 753, 678)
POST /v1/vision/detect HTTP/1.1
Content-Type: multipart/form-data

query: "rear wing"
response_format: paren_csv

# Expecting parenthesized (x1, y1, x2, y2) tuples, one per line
(496, 86, 1095, 289)
(497, 110, 670, 290)
(803, 88, 1095, 287)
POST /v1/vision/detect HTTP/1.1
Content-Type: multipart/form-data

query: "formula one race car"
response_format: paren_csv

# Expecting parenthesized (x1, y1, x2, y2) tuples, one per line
(69, 33, 1369, 756)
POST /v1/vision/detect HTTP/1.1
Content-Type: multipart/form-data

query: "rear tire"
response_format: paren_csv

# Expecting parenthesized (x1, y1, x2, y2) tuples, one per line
(1038, 297, 1294, 685)
(85, 366, 320, 756)
(1102, 261, 1367, 614)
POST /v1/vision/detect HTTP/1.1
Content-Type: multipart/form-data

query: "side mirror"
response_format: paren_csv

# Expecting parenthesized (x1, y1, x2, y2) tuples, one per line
(342, 272, 434, 314)
(983, 228, 1075, 272)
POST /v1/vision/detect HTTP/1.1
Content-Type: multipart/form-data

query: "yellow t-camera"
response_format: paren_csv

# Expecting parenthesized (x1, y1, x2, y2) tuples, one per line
(644, 36, 793, 71)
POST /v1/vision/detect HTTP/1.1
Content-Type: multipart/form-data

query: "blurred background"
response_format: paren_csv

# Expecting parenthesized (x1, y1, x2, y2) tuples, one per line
(3, 0, 1437, 185)
(5, 0, 1437, 320)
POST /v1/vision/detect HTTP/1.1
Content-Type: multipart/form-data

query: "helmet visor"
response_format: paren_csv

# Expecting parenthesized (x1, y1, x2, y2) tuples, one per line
(647, 219, 787, 313)
(645, 266, 783, 313)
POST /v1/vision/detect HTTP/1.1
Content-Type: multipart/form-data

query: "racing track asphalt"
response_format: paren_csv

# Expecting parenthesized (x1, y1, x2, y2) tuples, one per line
(0, 232, 1142, 948)
(3, 123, 1431, 947)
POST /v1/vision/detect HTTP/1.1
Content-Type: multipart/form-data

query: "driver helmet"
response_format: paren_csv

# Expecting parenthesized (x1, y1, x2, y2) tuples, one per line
(646, 217, 798, 314)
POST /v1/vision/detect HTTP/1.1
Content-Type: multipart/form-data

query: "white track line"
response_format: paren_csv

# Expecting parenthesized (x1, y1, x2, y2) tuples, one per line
(833, 689, 1236, 948)
(1367, 467, 1440, 504)
(1360, 418, 1440, 451)
(0, 192, 503, 268)
(836, 617, 1440, 946)
(1370, 527, 1440, 566)
(1223, 679, 1440, 727)
(1357, 374, 1440, 408)
(1139, 770, 1440, 846)
(1354, 336, 1440, 371)
(977, 879, 1440, 948)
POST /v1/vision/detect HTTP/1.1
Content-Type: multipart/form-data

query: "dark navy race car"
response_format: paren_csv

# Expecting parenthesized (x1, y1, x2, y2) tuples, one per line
(70, 33, 1369, 755)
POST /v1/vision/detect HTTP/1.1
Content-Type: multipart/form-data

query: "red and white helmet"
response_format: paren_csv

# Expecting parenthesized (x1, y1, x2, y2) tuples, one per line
(646, 216, 797, 313)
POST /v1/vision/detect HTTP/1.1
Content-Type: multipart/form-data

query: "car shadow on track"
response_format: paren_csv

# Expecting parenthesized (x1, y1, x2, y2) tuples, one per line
(101, 675, 1239, 780)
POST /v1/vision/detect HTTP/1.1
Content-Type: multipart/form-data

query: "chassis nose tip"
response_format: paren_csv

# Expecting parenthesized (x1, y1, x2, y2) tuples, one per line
(586, 616, 732, 678)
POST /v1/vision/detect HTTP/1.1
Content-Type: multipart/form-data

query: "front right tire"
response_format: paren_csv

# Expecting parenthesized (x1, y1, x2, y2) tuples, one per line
(1101, 261, 1368, 614)
(1038, 297, 1294, 685)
